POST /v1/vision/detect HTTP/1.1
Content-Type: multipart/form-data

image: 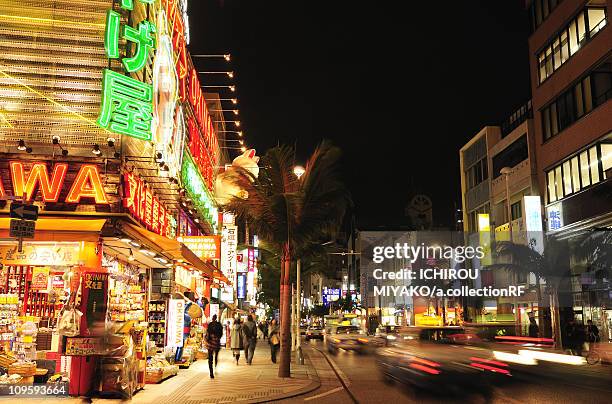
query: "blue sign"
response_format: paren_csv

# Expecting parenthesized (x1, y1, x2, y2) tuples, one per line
(237, 273, 247, 299)
(322, 287, 341, 306)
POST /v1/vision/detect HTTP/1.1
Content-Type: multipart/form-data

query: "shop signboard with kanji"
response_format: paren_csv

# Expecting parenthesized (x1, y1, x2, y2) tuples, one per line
(221, 224, 237, 285)
(98, 0, 157, 140)
(177, 236, 221, 260)
(123, 172, 176, 238)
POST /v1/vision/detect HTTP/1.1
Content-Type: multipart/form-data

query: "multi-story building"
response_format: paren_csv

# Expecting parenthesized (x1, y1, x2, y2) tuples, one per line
(527, 0, 611, 335)
(459, 101, 546, 333)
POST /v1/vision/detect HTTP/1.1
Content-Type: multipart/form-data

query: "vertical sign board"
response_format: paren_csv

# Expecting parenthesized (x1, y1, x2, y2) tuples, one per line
(524, 196, 544, 254)
(167, 299, 185, 348)
(237, 273, 246, 300)
(546, 202, 563, 232)
(221, 225, 238, 286)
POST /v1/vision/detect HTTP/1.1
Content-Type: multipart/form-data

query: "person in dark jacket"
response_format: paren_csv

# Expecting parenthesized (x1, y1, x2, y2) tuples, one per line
(528, 316, 539, 338)
(243, 315, 257, 365)
(268, 319, 280, 363)
(205, 314, 223, 378)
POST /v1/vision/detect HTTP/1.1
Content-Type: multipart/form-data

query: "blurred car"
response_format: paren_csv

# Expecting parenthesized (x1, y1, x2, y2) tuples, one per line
(305, 326, 324, 341)
(376, 326, 511, 394)
(300, 326, 308, 336)
(326, 325, 375, 354)
(374, 325, 402, 346)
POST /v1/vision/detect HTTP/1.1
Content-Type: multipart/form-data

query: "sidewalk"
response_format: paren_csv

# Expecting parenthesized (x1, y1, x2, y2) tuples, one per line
(125, 343, 320, 404)
(6, 342, 320, 404)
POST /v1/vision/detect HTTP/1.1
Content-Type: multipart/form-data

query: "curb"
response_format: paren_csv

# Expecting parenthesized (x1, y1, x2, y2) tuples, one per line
(247, 351, 322, 403)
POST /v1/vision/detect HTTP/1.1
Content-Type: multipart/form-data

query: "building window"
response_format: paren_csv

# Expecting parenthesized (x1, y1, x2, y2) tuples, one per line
(492, 135, 529, 178)
(511, 201, 522, 221)
(466, 158, 488, 190)
(542, 64, 612, 141)
(530, 0, 564, 31)
(546, 142, 611, 203)
(537, 7, 607, 83)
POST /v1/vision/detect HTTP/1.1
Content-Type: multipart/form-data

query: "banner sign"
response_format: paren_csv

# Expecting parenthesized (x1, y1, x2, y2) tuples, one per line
(123, 172, 176, 238)
(0, 243, 81, 266)
(221, 225, 238, 284)
(237, 273, 246, 299)
(177, 236, 221, 260)
(30, 266, 50, 290)
(167, 299, 186, 348)
(65, 337, 103, 356)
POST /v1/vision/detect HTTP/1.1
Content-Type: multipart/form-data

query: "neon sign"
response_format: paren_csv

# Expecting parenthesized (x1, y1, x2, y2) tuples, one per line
(180, 152, 219, 230)
(1, 162, 108, 204)
(98, 0, 157, 140)
(123, 172, 175, 238)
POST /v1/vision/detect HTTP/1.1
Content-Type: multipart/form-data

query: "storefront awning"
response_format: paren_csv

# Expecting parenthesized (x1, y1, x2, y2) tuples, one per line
(0, 217, 106, 241)
(121, 222, 219, 280)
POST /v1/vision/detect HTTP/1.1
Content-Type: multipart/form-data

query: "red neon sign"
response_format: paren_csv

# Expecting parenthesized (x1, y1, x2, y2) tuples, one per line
(6, 162, 108, 204)
(123, 172, 171, 237)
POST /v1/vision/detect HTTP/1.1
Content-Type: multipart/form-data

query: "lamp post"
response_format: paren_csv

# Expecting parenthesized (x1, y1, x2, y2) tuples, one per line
(293, 165, 305, 364)
(500, 166, 520, 335)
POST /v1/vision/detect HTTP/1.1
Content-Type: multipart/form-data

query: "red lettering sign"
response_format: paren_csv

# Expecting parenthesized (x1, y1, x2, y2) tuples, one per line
(123, 172, 173, 237)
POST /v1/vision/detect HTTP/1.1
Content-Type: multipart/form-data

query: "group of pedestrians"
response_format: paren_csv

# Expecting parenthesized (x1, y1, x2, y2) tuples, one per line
(565, 319, 600, 356)
(204, 314, 282, 379)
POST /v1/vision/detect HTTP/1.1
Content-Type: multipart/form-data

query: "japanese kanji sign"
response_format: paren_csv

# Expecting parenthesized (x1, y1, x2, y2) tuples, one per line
(98, 0, 157, 141)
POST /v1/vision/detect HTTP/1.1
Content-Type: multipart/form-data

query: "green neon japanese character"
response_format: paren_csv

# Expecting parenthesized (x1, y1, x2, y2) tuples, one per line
(122, 20, 156, 72)
(104, 10, 121, 59)
(120, 0, 154, 11)
(97, 69, 153, 141)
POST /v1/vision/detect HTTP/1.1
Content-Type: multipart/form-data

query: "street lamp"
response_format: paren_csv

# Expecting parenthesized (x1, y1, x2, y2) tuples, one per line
(293, 165, 305, 179)
(191, 54, 231, 62)
(202, 85, 236, 92)
(294, 165, 305, 364)
(501, 166, 520, 335)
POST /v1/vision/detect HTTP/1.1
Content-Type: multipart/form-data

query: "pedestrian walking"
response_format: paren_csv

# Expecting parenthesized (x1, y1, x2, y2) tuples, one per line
(587, 320, 600, 343)
(205, 314, 223, 378)
(230, 317, 244, 365)
(243, 314, 257, 365)
(269, 319, 280, 364)
(263, 321, 269, 340)
(528, 316, 539, 338)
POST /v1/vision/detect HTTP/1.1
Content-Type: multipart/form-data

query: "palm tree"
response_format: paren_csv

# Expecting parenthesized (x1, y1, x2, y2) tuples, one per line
(222, 141, 350, 377)
(488, 238, 569, 346)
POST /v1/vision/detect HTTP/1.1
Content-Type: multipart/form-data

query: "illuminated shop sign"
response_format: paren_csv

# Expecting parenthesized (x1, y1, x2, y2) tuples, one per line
(167, 298, 186, 348)
(237, 273, 246, 300)
(546, 202, 563, 231)
(322, 288, 341, 305)
(0, 161, 108, 204)
(123, 172, 176, 238)
(161, 0, 188, 101)
(177, 236, 221, 260)
(98, 0, 157, 140)
(180, 152, 219, 230)
(152, 7, 184, 181)
(221, 225, 238, 285)
(524, 196, 544, 254)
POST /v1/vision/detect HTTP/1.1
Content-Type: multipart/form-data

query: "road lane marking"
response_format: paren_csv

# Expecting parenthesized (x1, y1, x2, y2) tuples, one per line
(304, 386, 344, 401)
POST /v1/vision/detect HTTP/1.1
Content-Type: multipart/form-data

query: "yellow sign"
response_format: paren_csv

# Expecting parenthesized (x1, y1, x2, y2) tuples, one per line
(0, 242, 99, 267)
(31, 267, 50, 290)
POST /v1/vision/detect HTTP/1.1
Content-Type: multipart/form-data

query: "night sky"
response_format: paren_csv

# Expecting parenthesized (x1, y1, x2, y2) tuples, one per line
(189, 1, 531, 228)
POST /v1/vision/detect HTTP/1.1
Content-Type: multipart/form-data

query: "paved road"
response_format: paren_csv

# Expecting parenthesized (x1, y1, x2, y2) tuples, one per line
(282, 338, 612, 404)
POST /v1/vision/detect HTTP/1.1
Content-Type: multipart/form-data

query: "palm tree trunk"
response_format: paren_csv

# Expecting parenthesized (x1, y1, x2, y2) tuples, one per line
(535, 276, 543, 337)
(278, 242, 292, 377)
(549, 286, 562, 349)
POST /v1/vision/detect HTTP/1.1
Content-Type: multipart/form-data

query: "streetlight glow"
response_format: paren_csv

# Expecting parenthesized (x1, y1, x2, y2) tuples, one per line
(293, 165, 305, 179)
